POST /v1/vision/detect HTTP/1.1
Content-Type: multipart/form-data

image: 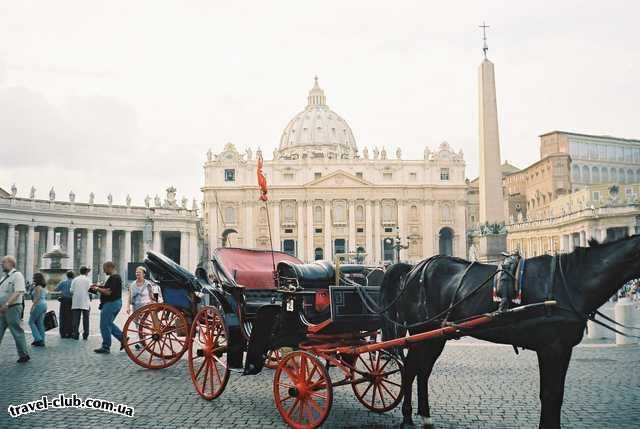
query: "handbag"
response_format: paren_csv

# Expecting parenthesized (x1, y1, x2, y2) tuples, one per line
(44, 311, 58, 331)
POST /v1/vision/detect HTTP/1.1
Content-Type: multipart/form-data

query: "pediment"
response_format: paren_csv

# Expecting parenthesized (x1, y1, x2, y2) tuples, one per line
(305, 170, 373, 188)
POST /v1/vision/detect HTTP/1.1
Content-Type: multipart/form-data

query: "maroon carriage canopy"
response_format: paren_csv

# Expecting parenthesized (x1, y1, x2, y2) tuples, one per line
(212, 247, 303, 290)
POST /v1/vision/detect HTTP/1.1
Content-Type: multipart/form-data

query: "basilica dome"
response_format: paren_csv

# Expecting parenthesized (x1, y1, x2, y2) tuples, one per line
(277, 78, 357, 159)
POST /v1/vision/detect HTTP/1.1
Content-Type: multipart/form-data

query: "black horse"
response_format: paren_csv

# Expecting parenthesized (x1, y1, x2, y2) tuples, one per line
(379, 234, 640, 429)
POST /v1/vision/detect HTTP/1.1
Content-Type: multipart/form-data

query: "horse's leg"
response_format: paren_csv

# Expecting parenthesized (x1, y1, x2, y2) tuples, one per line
(416, 340, 445, 429)
(401, 346, 418, 427)
(536, 345, 573, 429)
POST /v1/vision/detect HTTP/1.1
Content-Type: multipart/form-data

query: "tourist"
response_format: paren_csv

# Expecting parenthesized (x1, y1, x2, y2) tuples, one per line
(0, 255, 30, 363)
(91, 261, 123, 354)
(127, 266, 155, 315)
(28, 272, 48, 347)
(55, 271, 74, 338)
(70, 266, 92, 340)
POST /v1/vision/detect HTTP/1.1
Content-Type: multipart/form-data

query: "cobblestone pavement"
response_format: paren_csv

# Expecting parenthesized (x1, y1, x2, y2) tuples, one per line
(1, 300, 639, 428)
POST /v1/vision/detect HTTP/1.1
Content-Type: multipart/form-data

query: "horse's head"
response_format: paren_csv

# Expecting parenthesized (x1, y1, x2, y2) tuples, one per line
(573, 234, 640, 312)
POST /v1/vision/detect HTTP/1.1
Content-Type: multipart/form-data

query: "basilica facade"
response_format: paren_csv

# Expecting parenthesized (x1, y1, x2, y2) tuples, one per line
(202, 79, 468, 264)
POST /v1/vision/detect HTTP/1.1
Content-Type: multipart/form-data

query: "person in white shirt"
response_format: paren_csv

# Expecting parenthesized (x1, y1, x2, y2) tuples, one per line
(0, 255, 30, 363)
(70, 266, 92, 340)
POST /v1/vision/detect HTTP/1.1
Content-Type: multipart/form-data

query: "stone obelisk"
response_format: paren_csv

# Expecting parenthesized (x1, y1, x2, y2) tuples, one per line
(476, 23, 507, 262)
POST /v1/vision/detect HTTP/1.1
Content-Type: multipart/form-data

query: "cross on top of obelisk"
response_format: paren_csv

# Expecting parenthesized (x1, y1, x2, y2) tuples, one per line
(479, 21, 490, 59)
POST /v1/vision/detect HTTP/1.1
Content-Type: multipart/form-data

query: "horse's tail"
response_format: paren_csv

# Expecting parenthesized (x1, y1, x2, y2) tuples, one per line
(379, 262, 413, 348)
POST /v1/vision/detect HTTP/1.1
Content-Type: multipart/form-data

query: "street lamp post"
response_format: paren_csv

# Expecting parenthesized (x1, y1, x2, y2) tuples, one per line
(384, 227, 410, 263)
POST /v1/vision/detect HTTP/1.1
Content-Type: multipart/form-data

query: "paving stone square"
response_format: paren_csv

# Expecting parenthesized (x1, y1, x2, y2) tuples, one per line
(1, 301, 639, 428)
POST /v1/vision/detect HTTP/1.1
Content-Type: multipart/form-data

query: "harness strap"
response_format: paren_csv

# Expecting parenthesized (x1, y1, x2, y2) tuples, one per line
(587, 315, 640, 339)
(442, 261, 475, 324)
(594, 309, 640, 330)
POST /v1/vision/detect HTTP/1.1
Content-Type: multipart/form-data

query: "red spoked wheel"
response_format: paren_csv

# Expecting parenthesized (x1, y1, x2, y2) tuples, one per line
(265, 348, 284, 369)
(122, 303, 189, 369)
(274, 351, 333, 429)
(188, 307, 230, 400)
(351, 350, 403, 413)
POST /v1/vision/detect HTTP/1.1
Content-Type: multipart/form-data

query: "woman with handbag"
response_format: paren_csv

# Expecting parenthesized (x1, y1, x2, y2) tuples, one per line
(29, 273, 48, 347)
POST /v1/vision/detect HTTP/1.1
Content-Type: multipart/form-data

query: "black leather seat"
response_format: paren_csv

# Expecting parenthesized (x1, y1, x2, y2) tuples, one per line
(277, 260, 335, 288)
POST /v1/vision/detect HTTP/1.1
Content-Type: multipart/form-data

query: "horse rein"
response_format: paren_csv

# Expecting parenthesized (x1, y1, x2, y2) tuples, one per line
(555, 254, 640, 339)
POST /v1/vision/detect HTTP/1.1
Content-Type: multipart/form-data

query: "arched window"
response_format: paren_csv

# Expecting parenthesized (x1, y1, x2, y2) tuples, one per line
(410, 205, 418, 219)
(284, 204, 295, 222)
(356, 205, 364, 221)
(334, 239, 346, 256)
(627, 169, 635, 184)
(224, 207, 236, 224)
(571, 164, 580, 182)
(314, 247, 324, 261)
(440, 204, 452, 222)
(438, 227, 454, 256)
(382, 238, 394, 262)
(334, 201, 346, 223)
(258, 207, 267, 224)
(601, 167, 609, 183)
(314, 205, 323, 223)
(581, 165, 590, 184)
(610, 167, 618, 183)
(619, 168, 626, 184)
(591, 166, 600, 184)
(382, 203, 394, 222)
(356, 246, 366, 264)
(282, 239, 296, 256)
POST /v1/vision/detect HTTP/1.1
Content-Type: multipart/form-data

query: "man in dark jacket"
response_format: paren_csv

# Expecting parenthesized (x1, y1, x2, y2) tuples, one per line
(91, 261, 123, 354)
(55, 271, 75, 338)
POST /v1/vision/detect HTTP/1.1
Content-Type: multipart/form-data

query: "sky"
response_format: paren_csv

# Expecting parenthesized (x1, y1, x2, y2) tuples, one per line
(0, 1, 638, 206)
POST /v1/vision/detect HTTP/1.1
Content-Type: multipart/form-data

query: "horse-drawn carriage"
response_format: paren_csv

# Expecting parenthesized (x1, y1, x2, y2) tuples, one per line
(121, 248, 556, 428)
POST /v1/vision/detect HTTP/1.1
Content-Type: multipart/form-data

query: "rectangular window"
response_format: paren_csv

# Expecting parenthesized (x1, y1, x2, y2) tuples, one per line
(592, 191, 600, 201)
(224, 169, 236, 182)
(383, 172, 392, 180)
(384, 227, 393, 233)
(355, 172, 363, 179)
(314, 172, 322, 180)
(356, 227, 364, 233)
(440, 168, 450, 181)
(283, 173, 294, 181)
(409, 172, 417, 181)
(315, 228, 323, 234)
(284, 228, 293, 234)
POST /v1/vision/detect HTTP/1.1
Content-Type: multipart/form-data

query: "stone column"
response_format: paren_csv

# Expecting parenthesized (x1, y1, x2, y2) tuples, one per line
(86, 229, 94, 278)
(397, 200, 406, 261)
(208, 202, 218, 256)
(124, 230, 132, 278)
(373, 200, 381, 263)
(324, 200, 332, 260)
(67, 228, 75, 270)
(6, 224, 16, 257)
(306, 201, 314, 262)
(454, 203, 467, 258)
(46, 225, 55, 250)
(579, 231, 587, 247)
(189, 231, 198, 271)
(153, 230, 162, 253)
(180, 231, 189, 267)
(365, 201, 373, 264)
(105, 228, 113, 263)
(422, 200, 435, 258)
(26, 225, 35, 281)
(244, 201, 254, 248)
(297, 202, 305, 260)
(272, 202, 281, 251)
(348, 200, 356, 253)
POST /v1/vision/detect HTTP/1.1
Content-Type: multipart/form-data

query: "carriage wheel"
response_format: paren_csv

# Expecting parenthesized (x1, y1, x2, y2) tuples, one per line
(351, 350, 403, 413)
(122, 303, 189, 369)
(188, 307, 230, 400)
(265, 348, 285, 370)
(274, 351, 333, 429)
